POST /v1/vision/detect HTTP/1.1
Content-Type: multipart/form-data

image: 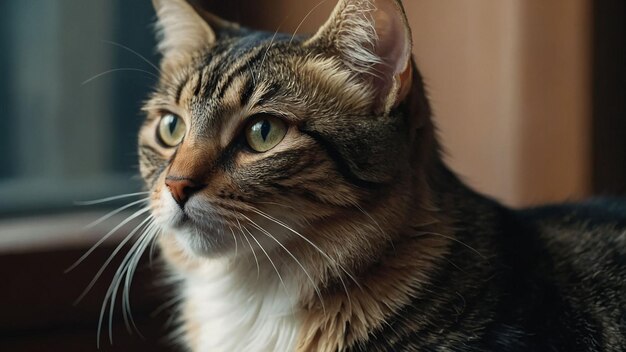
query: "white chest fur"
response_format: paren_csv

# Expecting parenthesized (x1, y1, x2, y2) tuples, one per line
(181, 260, 301, 352)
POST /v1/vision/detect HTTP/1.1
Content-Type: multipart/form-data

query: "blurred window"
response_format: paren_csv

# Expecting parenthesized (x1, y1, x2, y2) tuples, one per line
(0, 0, 158, 215)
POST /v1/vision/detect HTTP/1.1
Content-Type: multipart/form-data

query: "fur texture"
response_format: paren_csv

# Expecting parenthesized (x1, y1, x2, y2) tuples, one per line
(137, 0, 626, 351)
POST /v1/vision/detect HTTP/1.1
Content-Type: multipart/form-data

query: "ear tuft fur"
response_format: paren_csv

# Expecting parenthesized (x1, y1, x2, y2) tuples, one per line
(307, 0, 413, 112)
(333, 1, 382, 74)
(152, 0, 216, 61)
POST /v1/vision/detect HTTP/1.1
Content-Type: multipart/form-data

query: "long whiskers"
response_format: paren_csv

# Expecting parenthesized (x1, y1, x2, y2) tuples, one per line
(237, 219, 260, 279)
(84, 198, 150, 229)
(246, 206, 358, 310)
(148, 224, 161, 267)
(122, 221, 160, 336)
(71, 191, 158, 347)
(289, 0, 331, 44)
(82, 68, 160, 86)
(228, 226, 238, 258)
(102, 40, 162, 75)
(248, 206, 361, 291)
(73, 215, 153, 304)
(66, 207, 151, 273)
(75, 191, 149, 206)
(241, 214, 326, 313)
(98, 219, 160, 347)
(240, 224, 296, 316)
(258, 18, 287, 81)
(99, 40, 182, 89)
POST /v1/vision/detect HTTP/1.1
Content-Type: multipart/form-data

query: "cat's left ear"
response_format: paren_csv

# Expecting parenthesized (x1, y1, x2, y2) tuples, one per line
(152, 0, 237, 62)
(306, 0, 413, 113)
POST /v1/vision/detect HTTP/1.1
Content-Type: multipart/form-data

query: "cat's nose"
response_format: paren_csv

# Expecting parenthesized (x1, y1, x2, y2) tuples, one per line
(165, 177, 205, 207)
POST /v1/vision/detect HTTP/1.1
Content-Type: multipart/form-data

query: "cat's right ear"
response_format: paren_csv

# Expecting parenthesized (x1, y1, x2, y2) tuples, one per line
(152, 0, 234, 62)
(306, 0, 413, 114)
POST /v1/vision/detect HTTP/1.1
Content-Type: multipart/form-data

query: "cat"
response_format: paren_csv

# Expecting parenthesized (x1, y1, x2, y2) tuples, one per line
(136, 0, 626, 350)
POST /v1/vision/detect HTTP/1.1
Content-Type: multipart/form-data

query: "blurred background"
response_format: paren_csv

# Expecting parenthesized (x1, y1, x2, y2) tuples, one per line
(0, 0, 623, 351)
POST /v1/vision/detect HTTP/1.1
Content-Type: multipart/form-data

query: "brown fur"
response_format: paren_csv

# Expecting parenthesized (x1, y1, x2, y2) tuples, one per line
(136, 1, 626, 351)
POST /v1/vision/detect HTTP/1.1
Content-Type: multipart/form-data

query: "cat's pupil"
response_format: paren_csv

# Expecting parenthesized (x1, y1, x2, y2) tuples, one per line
(260, 119, 271, 141)
(168, 117, 178, 135)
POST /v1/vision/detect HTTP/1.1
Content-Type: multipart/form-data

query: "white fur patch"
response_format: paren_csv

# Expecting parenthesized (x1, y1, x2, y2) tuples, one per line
(182, 259, 301, 351)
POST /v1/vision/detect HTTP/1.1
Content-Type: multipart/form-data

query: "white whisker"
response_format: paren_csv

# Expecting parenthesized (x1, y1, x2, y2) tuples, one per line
(74, 216, 153, 305)
(237, 219, 260, 278)
(66, 207, 151, 273)
(248, 207, 362, 292)
(241, 224, 295, 315)
(242, 214, 326, 313)
(122, 221, 159, 337)
(289, 0, 330, 44)
(258, 20, 286, 81)
(82, 68, 159, 86)
(102, 40, 162, 74)
(84, 198, 149, 229)
(75, 191, 149, 206)
(147, 222, 163, 267)
(98, 221, 156, 347)
(229, 226, 238, 258)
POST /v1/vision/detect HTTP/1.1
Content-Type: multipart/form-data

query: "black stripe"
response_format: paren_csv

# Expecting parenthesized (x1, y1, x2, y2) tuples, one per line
(174, 51, 217, 103)
(194, 44, 232, 100)
(174, 74, 189, 105)
(202, 54, 233, 100)
(300, 130, 383, 190)
(239, 76, 255, 107)
(213, 31, 282, 101)
(257, 82, 280, 105)
(193, 69, 204, 97)
(211, 48, 267, 102)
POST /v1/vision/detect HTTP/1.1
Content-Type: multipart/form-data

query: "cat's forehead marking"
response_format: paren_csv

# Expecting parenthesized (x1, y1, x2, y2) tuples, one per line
(177, 32, 294, 139)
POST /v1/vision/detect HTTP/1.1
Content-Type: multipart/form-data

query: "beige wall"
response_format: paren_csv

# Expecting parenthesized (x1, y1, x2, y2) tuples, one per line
(217, 0, 592, 207)
(405, 0, 592, 206)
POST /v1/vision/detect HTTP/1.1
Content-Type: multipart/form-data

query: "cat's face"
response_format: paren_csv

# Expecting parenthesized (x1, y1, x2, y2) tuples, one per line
(140, 0, 419, 258)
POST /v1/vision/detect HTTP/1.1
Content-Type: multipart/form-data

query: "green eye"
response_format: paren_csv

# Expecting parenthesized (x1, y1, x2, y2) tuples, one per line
(245, 115, 287, 152)
(158, 113, 186, 147)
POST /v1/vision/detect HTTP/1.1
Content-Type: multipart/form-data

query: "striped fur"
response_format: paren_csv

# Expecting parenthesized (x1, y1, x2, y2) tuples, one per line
(137, 0, 626, 351)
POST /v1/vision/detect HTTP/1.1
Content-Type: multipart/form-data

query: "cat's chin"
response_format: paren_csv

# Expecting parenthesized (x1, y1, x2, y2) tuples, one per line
(169, 226, 235, 258)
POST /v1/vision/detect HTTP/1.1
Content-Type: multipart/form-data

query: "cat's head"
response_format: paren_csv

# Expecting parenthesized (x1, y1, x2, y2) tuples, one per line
(140, 0, 434, 260)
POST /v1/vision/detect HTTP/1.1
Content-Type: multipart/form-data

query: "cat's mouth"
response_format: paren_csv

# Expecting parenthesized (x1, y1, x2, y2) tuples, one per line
(154, 193, 238, 256)
(167, 198, 223, 230)
(171, 211, 191, 227)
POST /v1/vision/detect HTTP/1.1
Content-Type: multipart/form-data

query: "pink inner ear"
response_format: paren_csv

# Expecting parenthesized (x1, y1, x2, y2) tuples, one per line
(373, 1, 410, 77)
(371, 0, 412, 109)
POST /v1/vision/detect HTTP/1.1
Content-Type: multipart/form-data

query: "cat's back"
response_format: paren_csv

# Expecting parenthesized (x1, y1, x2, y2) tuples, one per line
(516, 198, 626, 296)
(509, 198, 626, 350)
(518, 198, 626, 267)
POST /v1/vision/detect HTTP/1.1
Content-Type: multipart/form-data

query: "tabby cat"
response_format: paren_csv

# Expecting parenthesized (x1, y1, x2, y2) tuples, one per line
(137, 0, 626, 350)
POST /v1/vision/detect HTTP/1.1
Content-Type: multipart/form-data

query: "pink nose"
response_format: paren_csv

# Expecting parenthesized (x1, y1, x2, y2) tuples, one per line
(165, 177, 204, 207)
